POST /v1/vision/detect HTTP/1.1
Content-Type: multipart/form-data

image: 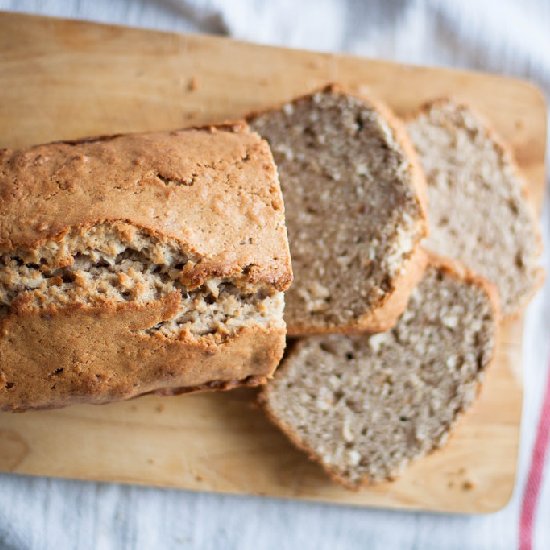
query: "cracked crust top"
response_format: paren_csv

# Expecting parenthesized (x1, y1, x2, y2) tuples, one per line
(0, 123, 292, 291)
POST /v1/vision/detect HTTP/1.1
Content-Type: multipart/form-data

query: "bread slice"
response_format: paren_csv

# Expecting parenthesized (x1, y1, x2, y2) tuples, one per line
(407, 99, 544, 316)
(0, 124, 292, 411)
(248, 85, 428, 335)
(260, 256, 499, 489)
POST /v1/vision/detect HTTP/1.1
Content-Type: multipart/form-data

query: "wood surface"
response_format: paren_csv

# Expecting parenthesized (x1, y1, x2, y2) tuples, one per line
(0, 11, 546, 513)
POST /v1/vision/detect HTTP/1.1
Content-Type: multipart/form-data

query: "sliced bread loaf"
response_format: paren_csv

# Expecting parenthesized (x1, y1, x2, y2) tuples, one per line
(0, 124, 292, 411)
(260, 257, 499, 489)
(248, 85, 428, 335)
(407, 99, 543, 316)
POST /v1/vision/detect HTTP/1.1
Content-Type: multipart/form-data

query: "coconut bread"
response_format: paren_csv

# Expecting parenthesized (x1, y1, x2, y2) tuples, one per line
(248, 85, 428, 335)
(0, 124, 292, 411)
(407, 99, 544, 315)
(261, 257, 499, 489)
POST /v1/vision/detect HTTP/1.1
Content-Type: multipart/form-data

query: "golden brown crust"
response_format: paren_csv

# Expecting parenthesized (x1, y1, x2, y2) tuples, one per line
(260, 253, 501, 490)
(354, 245, 429, 333)
(247, 83, 429, 335)
(0, 124, 292, 291)
(407, 97, 545, 318)
(0, 295, 286, 411)
(0, 125, 292, 411)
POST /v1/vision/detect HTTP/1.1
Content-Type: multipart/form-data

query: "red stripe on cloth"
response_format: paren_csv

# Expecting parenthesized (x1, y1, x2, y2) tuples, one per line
(519, 355, 550, 550)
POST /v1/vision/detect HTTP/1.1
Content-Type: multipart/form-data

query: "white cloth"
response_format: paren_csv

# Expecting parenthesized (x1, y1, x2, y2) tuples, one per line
(0, 1, 548, 549)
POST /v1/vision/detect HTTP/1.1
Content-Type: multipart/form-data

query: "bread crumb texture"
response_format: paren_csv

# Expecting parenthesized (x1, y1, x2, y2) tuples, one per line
(263, 264, 497, 488)
(0, 222, 284, 338)
(408, 99, 543, 315)
(250, 87, 426, 332)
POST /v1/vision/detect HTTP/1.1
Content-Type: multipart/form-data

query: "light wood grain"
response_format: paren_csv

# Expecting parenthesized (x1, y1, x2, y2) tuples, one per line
(0, 11, 546, 514)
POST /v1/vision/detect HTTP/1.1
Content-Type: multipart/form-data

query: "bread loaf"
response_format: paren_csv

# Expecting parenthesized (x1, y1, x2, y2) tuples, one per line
(0, 124, 292, 411)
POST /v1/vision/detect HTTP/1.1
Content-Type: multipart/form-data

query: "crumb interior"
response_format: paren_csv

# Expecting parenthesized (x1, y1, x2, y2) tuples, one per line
(265, 266, 496, 485)
(408, 101, 540, 314)
(250, 90, 424, 329)
(0, 223, 283, 339)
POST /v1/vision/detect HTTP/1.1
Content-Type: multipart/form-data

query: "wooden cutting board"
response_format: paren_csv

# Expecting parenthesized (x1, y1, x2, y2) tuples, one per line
(0, 11, 546, 514)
